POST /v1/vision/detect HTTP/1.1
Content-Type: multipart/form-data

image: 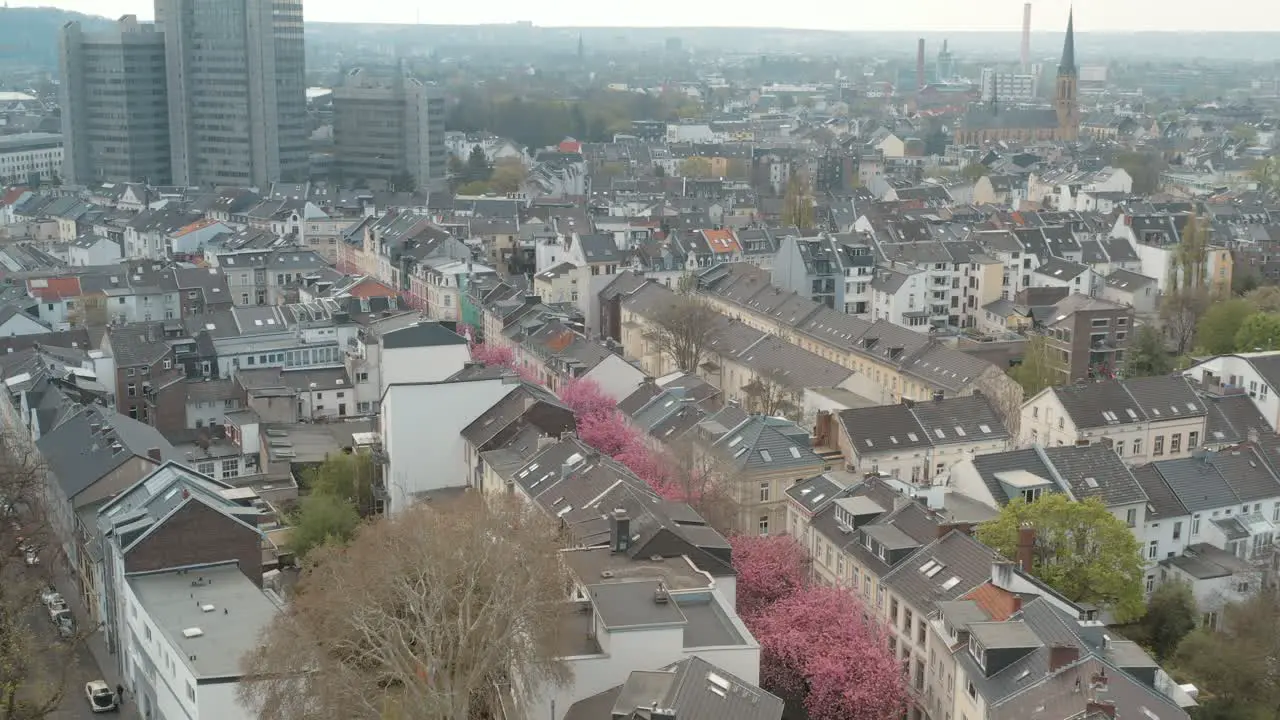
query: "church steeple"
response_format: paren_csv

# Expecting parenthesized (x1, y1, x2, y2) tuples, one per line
(1058, 6, 1077, 76)
(1054, 7, 1080, 141)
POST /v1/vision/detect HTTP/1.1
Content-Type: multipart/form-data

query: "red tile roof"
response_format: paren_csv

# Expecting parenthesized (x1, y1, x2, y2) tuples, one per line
(0, 187, 29, 207)
(27, 276, 82, 302)
(701, 228, 741, 254)
(346, 278, 398, 299)
(963, 582, 1020, 622)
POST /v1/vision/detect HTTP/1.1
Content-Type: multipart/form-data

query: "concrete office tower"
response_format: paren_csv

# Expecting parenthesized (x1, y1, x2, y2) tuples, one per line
(59, 16, 171, 186)
(155, 0, 307, 188)
(332, 67, 447, 192)
(1021, 3, 1032, 72)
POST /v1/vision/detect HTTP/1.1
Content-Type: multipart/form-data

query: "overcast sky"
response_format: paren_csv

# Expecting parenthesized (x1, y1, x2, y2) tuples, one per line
(9, 0, 1279, 31)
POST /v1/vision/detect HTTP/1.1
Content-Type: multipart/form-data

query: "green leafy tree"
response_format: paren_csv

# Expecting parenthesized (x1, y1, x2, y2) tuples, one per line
(960, 163, 990, 180)
(1174, 588, 1280, 719)
(1113, 151, 1166, 195)
(1251, 158, 1280, 194)
(976, 494, 1145, 621)
(465, 145, 492, 184)
(288, 493, 362, 559)
(1009, 334, 1061, 397)
(303, 451, 379, 517)
(1235, 312, 1280, 352)
(447, 155, 465, 178)
(782, 172, 815, 230)
(1124, 326, 1173, 378)
(489, 160, 527, 194)
(1245, 285, 1280, 313)
(1170, 211, 1208, 291)
(1197, 298, 1255, 354)
(680, 156, 714, 178)
(1139, 580, 1197, 662)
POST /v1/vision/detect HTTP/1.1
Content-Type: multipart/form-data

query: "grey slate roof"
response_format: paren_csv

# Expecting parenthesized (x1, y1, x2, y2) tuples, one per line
(881, 530, 999, 613)
(380, 322, 467, 349)
(1041, 444, 1147, 507)
(1130, 465, 1189, 521)
(1149, 455, 1240, 513)
(39, 405, 176, 500)
(1054, 376, 1203, 430)
(839, 395, 1008, 455)
(712, 416, 826, 473)
(564, 656, 783, 720)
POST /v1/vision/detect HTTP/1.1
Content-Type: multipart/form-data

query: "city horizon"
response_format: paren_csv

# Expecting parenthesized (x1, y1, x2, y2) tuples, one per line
(8, 0, 1280, 33)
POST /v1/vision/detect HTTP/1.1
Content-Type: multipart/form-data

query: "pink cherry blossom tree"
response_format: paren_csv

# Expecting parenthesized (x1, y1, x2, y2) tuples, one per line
(575, 409, 643, 458)
(750, 586, 907, 720)
(558, 378, 617, 421)
(469, 342, 515, 369)
(728, 535, 810, 621)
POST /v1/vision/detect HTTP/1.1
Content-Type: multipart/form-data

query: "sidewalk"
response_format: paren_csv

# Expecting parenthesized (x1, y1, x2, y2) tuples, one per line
(46, 553, 141, 719)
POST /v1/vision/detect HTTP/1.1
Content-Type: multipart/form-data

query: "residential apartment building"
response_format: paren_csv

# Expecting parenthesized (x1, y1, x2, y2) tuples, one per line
(835, 395, 1012, 486)
(121, 563, 279, 720)
(156, 0, 307, 186)
(1183, 352, 1280, 432)
(60, 16, 171, 186)
(1040, 293, 1135, 383)
(1020, 376, 1208, 464)
(332, 66, 447, 192)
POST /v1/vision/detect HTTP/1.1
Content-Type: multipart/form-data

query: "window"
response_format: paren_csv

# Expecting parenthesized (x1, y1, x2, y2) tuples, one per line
(1058, 417, 1064, 429)
(1133, 438, 1142, 455)
(1173, 521, 1182, 540)
(1146, 575, 1155, 593)
(1188, 431, 1199, 448)
(187, 682, 195, 703)
(890, 598, 899, 623)
(902, 608, 913, 633)
(917, 618, 927, 645)
(1273, 502, 1280, 523)
(221, 458, 240, 480)
(127, 383, 136, 397)
(1021, 487, 1043, 504)
(759, 481, 770, 502)
(197, 461, 215, 476)
(1201, 611, 1219, 629)
(127, 368, 136, 377)
(758, 515, 769, 535)
(163, 359, 172, 370)
(1126, 508, 1137, 528)
(1153, 436, 1164, 457)
(1033, 407, 1039, 419)
(1192, 514, 1201, 536)
(1147, 541, 1157, 559)
(968, 682, 977, 699)
(1170, 433, 1181, 453)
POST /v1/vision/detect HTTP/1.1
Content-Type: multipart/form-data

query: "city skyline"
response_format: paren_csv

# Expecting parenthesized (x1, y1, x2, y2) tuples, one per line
(9, 0, 1280, 33)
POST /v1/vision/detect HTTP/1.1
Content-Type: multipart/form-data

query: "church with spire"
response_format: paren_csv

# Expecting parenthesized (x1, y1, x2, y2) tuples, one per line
(953, 8, 1080, 145)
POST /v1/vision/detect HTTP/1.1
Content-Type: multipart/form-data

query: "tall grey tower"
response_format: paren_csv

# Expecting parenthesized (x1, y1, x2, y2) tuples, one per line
(155, 0, 308, 188)
(59, 16, 171, 186)
(332, 66, 446, 192)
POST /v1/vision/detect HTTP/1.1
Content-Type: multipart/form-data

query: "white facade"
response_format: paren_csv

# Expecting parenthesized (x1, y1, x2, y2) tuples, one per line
(378, 331, 471, 395)
(579, 354, 646, 403)
(0, 133, 63, 184)
(1019, 390, 1207, 465)
(68, 236, 123, 266)
(380, 377, 520, 513)
(871, 268, 929, 330)
(0, 309, 51, 337)
(1182, 354, 1280, 432)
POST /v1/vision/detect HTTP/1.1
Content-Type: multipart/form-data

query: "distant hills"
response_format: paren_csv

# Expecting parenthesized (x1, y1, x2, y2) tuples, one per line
(0, 6, 111, 69)
(3, 5, 1280, 71)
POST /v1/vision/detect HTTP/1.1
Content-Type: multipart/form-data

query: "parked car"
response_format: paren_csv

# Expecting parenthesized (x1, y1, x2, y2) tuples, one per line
(47, 599, 70, 624)
(84, 681, 117, 713)
(38, 586, 59, 605)
(55, 615, 75, 639)
(23, 548, 38, 566)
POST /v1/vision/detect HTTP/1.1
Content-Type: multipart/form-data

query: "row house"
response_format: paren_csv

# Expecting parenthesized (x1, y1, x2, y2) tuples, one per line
(102, 322, 187, 432)
(1110, 211, 1234, 295)
(686, 263, 1020, 411)
(1020, 376, 1208, 464)
(1182, 352, 1280, 433)
(771, 233, 876, 315)
(835, 394, 1012, 486)
(210, 249, 331, 307)
(124, 206, 205, 260)
(1039, 293, 1135, 383)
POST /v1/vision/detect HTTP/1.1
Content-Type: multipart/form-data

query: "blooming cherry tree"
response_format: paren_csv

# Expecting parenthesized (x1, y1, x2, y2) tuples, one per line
(728, 535, 809, 620)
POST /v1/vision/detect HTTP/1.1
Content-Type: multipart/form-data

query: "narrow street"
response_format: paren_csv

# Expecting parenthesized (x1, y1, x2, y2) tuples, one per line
(15, 555, 137, 720)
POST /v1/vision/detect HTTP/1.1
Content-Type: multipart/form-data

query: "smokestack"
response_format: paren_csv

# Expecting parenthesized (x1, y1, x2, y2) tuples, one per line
(1016, 523, 1036, 574)
(916, 38, 926, 89)
(1021, 3, 1032, 73)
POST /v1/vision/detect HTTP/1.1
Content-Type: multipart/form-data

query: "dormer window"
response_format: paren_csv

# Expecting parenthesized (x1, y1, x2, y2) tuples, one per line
(969, 635, 987, 671)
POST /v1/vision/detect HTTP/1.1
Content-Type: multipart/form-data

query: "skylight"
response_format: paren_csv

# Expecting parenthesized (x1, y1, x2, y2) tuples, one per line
(760, 450, 773, 462)
(919, 560, 938, 574)
(789, 447, 802, 459)
(955, 426, 966, 437)
(890, 436, 899, 444)
(728, 435, 743, 447)
(907, 433, 919, 442)
(940, 577, 961, 591)
(926, 564, 944, 578)
(935, 428, 946, 439)
(979, 424, 992, 433)
(1084, 477, 1099, 488)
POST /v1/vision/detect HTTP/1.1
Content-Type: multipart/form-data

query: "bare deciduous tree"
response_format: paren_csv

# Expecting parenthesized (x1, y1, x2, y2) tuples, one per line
(239, 495, 572, 720)
(974, 366, 1023, 440)
(741, 370, 803, 420)
(1160, 287, 1209, 356)
(643, 294, 722, 373)
(664, 436, 740, 536)
(0, 428, 77, 720)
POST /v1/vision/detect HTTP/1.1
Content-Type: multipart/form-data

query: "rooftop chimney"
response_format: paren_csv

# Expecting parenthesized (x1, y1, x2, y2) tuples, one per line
(610, 509, 631, 554)
(1085, 701, 1116, 719)
(916, 38, 926, 89)
(1021, 3, 1033, 73)
(1016, 523, 1035, 574)
(147, 447, 162, 463)
(1049, 644, 1079, 672)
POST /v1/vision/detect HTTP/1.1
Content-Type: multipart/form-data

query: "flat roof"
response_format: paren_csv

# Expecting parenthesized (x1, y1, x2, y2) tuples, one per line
(562, 547, 712, 592)
(678, 596, 745, 648)
(994, 469, 1052, 488)
(127, 564, 279, 679)
(588, 580, 687, 630)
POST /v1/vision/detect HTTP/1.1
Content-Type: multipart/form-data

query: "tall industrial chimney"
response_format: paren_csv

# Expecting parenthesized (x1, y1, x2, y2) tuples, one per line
(1021, 3, 1032, 72)
(916, 38, 926, 89)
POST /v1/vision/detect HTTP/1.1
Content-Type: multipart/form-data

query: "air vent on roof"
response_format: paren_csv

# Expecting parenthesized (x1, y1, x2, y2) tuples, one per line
(182, 627, 204, 638)
(200, 604, 215, 613)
